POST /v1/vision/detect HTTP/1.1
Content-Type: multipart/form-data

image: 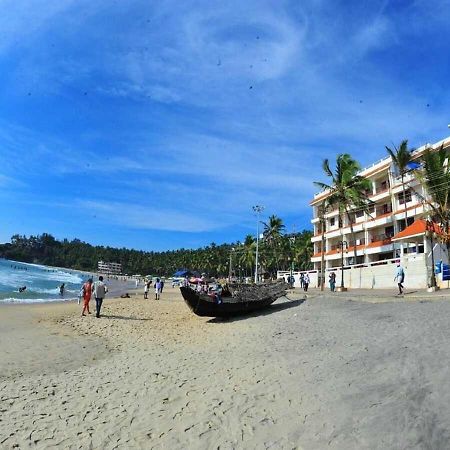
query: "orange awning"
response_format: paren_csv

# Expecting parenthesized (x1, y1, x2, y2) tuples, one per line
(391, 219, 444, 242)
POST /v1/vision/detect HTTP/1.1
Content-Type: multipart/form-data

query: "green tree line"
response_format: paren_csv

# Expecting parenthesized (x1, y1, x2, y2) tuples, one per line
(0, 223, 313, 278)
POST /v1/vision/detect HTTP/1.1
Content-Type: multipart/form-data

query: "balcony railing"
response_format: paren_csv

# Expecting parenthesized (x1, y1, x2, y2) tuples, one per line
(374, 186, 389, 195)
(348, 238, 366, 247)
(371, 233, 393, 244)
(375, 206, 393, 216)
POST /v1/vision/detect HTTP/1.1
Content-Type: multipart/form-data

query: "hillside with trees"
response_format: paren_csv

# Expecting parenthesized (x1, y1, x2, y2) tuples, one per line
(0, 222, 313, 277)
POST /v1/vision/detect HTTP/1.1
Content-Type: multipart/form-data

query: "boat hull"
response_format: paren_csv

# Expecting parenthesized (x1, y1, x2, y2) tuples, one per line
(180, 282, 288, 317)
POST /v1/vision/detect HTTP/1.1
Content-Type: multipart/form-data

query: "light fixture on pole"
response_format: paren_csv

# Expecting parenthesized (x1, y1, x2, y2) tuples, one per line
(337, 240, 348, 292)
(228, 247, 235, 282)
(289, 235, 295, 288)
(252, 205, 265, 283)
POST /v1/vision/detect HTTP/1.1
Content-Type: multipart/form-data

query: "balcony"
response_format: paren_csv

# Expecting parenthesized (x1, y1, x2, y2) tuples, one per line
(370, 233, 393, 245)
(375, 205, 393, 216)
(374, 186, 389, 195)
(348, 238, 366, 247)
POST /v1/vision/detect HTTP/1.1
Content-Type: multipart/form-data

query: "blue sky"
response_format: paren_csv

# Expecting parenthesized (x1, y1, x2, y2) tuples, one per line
(1, 0, 449, 251)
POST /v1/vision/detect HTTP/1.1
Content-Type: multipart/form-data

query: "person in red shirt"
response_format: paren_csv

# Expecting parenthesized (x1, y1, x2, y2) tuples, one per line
(81, 278, 93, 316)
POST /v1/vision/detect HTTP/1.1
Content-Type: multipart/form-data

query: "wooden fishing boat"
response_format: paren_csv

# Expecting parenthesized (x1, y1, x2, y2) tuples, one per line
(179, 280, 288, 317)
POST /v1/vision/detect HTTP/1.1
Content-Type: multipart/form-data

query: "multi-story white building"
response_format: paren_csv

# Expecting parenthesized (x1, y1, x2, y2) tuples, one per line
(309, 136, 450, 289)
(98, 261, 122, 275)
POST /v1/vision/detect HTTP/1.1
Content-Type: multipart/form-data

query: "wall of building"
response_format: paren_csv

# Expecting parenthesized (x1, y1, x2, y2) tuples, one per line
(278, 254, 437, 290)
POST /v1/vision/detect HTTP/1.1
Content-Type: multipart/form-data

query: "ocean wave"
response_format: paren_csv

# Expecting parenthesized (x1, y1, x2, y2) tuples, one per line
(29, 287, 60, 294)
(0, 297, 77, 304)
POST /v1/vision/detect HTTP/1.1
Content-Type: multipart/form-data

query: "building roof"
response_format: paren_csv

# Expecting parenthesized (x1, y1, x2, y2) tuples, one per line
(391, 219, 444, 242)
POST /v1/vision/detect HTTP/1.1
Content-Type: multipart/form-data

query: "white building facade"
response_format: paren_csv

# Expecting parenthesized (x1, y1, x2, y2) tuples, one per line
(98, 261, 122, 275)
(307, 136, 450, 290)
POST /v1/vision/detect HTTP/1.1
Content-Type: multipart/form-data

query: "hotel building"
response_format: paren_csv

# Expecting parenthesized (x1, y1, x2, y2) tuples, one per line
(98, 261, 122, 275)
(308, 136, 450, 289)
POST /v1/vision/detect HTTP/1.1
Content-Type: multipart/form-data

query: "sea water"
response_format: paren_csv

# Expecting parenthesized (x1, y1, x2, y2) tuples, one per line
(0, 258, 88, 303)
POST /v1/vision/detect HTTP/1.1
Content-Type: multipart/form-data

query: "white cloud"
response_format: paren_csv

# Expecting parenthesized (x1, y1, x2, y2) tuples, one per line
(81, 199, 221, 232)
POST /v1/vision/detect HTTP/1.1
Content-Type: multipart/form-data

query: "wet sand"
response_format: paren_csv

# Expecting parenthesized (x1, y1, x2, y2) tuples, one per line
(2, 288, 450, 449)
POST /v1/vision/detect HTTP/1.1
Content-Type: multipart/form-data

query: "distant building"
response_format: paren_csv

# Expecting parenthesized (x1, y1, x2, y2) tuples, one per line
(98, 261, 122, 275)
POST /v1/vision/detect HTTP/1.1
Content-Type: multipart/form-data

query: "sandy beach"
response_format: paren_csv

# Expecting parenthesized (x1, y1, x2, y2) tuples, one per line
(2, 287, 450, 449)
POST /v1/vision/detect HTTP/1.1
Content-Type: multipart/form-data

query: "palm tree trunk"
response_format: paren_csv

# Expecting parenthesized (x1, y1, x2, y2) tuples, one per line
(320, 208, 326, 291)
(346, 208, 358, 264)
(402, 173, 408, 230)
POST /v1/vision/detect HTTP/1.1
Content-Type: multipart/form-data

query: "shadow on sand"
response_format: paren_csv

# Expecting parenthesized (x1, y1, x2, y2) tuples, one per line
(100, 314, 151, 321)
(207, 298, 306, 323)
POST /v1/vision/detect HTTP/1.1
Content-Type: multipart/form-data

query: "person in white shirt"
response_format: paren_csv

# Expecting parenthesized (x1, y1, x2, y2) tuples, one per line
(303, 273, 310, 292)
(394, 263, 405, 295)
(92, 276, 108, 318)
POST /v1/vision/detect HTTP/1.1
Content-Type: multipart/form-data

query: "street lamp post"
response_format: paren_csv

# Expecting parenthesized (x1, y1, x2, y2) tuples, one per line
(289, 235, 295, 288)
(338, 240, 348, 291)
(252, 205, 265, 283)
(228, 247, 235, 282)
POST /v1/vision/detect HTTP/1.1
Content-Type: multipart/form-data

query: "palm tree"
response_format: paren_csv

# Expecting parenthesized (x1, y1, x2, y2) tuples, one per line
(415, 145, 450, 248)
(317, 201, 328, 290)
(386, 140, 413, 231)
(239, 235, 256, 278)
(291, 231, 313, 270)
(262, 215, 286, 277)
(314, 154, 372, 266)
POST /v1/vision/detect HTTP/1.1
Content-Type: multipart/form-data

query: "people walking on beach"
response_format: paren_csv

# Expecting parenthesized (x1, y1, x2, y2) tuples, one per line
(92, 276, 108, 318)
(288, 275, 295, 288)
(81, 278, 93, 316)
(300, 273, 305, 289)
(154, 278, 162, 300)
(394, 262, 405, 295)
(160, 279, 165, 293)
(144, 280, 151, 299)
(303, 273, 310, 292)
(77, 286, 83, 305)
(329, 272, 336, 292)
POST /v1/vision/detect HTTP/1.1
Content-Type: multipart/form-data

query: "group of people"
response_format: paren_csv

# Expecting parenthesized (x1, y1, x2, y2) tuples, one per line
(327, 262, 405, 294)
(79, 276, 108, 318)
(144, 278, 164, 300)
(286, 273, 310, 291)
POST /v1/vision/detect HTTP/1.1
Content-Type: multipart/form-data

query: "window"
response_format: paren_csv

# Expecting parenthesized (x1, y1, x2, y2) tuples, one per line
(397, 217, 413, 231)
(355, 209, 364, 218)
(385, 226, 394, 237)
(330, 217, 335, 227)
(398, 189, 412, 204)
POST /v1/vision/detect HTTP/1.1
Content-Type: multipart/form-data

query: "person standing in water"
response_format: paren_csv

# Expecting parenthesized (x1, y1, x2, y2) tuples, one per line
(59, 283, 65, 296)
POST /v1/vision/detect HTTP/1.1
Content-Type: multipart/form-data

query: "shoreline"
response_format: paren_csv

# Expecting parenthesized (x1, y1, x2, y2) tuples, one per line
(3, 289, 450, 448)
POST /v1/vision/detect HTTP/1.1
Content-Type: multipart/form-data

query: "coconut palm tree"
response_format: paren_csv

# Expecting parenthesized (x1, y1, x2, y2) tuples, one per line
(291, 231, 313, 270)
(415, 145, 450, 247)
(262, 215, 286, 277)
(314, 154, 372, 266)
(317, 201, 328, 290)
(386, 140, 413, 230)
(239, 235, 256, 278)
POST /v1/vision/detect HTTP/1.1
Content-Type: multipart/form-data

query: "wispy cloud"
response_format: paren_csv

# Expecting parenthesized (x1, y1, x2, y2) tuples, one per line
(81, 199, 221, 232)
(0, 0, 449, 247)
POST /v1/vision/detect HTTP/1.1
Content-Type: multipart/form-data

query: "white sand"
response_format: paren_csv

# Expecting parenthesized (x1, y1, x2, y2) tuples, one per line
(2, 288, 450, 449)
